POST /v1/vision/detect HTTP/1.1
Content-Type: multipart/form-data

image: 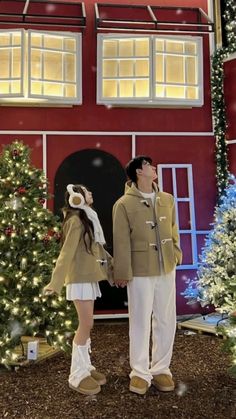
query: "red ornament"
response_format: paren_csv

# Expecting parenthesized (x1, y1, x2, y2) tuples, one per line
(5, 227, 13, 236)
(12, 149, 20, 157)
(43, 234, 50, 244)
(38, 198, 45, 205)
(17, 186, 26, 194)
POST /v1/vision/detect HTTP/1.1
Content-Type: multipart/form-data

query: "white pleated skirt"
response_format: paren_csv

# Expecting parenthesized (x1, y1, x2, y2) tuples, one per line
(66, 282, 102, 301)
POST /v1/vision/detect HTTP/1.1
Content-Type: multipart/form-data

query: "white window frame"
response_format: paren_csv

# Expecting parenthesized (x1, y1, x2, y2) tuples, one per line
(97, 34, 203, 107)
(157, 164, 198, 269)
(28, 30, 82, 104)
(0, 29, 82, 105)
(0, 29, 24, 98)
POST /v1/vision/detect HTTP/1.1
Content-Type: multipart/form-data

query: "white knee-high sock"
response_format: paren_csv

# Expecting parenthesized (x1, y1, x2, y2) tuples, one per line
(69, 341, 91, 387)
(84, 338, 95, 372)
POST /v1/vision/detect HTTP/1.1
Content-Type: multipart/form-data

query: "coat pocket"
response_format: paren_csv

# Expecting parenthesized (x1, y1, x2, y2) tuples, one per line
(131, 241, 148, 274)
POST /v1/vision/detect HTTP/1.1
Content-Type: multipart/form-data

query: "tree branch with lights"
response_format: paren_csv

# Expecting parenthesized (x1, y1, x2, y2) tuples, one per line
(0, 141, 76, 366)
(211, 0, 236, 199)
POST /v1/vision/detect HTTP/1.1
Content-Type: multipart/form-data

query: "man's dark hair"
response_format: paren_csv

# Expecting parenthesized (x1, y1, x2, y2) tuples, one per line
(125, 155, 152, 183)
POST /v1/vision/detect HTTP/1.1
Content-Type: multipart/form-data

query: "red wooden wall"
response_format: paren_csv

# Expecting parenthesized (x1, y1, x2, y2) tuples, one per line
(0, 0, 217, 315)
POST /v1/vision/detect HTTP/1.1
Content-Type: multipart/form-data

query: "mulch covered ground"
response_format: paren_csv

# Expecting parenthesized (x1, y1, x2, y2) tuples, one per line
(0, 321, 235, 419)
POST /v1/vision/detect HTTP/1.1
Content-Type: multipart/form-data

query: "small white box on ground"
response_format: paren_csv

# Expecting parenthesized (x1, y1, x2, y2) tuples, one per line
(27, 341, 39, 360)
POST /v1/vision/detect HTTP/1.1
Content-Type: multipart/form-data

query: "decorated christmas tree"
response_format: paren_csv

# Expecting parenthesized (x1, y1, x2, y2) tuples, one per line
(183, 175, 236, 375)
(0, 140, 76, 366)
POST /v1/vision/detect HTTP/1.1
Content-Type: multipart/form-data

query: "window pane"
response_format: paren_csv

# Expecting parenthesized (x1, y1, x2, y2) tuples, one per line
(12, 48, 21, 78)
(0, 81, 10, 94)
(103, 80, 117, 97)
(31, 50, 41, 79)
(155, 39, 164, 52)
(166, 86, 185, 98)
(64, 38, 76, 52)
(0, 50, 10, 78)
(11, 81, 21, 94)
(186, 87, 198, 99)
(186, 57, 196, 84)
(166, 41, 184, 53)
(119, 40, 133, 56)
(103, 40, 118, 57)
(185, 42, 196, 54)
(44, 52, 62, 81)
(65, 54, 76, 82)
(155, 55, 164, 82)
(135, 39, 149, 56)
(135, 80, 149, 97)
(31, 81, 42, 95)
(119, 60, 133, 77)
(65, 84, 76, 98)
(43, 82, 63, 96)
(135, 60, 149, 77)
(103, 60, 117, 77)
(166, 56, 184, 83)
(12, 34, 21, 45)
(44, 36, 63, 50)
(31, 34, 42, 48)
(119, 80, 133, 97)
(155, 85, 165, 97)
(0, 34, 10, 46)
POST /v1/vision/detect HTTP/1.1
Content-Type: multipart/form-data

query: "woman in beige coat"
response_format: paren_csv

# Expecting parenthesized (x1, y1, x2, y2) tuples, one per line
(44, 184, 112, 395)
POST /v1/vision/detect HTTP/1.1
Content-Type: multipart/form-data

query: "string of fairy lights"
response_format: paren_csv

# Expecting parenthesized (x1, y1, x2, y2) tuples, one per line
(0, 141, 75, 366)
(212, 0, 236, 198)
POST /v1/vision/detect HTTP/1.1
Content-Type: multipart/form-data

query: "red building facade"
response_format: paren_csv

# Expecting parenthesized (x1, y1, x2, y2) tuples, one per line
(0, 0, 218, 315)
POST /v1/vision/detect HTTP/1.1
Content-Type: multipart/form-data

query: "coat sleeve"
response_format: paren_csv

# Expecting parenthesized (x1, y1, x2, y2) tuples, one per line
(171, 197, 182, 265)
(46, 217, 82, 294)
(112, 201, 132, 281)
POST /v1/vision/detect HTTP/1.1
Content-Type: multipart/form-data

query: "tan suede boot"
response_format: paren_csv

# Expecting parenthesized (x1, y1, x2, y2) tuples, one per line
(152, 374, 175, 392)
(68, 342, 101, 395)
(129, 376, 149, 395)
(69, 376, 101, 395)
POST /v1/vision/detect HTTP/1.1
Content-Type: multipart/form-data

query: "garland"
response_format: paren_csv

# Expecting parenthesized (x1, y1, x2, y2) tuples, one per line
(211, 0, 236, 198)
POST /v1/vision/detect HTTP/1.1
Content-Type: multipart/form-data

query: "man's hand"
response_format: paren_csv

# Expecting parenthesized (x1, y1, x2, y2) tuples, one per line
(115, 280, 128, 288)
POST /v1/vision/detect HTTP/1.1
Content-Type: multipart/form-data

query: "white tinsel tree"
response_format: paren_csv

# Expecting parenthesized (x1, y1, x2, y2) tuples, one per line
(197, 177, 236, 312)
(183, 175, 236, 375)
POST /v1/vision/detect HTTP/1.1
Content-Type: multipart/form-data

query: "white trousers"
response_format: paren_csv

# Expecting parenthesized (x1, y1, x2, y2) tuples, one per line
(127, 269, 176, 385)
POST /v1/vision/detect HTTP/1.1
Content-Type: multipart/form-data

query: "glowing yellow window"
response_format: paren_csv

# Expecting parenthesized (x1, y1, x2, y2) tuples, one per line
(103, 60, 117, 77)
(0, 29, 81, 104)
(119, 60, 134, 77)
(98, 34, 203, 106)
(103, 80, 118, 98)
(135, 80, 149, 97)
(120, 80, 133, 97)
(103, 41, 118, 57)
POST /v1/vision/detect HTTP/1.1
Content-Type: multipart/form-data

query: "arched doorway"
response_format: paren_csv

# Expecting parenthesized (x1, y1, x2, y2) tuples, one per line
(54, 148, 128, 313)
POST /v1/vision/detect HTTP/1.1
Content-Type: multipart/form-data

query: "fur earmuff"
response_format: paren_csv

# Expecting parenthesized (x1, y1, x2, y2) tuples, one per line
(67, 184, 85, 209)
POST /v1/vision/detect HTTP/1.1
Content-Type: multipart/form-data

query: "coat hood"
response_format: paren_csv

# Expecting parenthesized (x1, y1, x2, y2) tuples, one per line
(124, 181, 159, 197)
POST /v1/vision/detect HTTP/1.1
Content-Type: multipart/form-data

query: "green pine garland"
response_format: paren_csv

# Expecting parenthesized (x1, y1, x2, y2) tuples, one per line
(211, 0, 236, 198)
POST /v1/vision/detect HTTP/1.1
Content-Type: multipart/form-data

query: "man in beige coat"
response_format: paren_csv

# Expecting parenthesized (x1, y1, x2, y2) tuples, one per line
(113, 156, 182, 395)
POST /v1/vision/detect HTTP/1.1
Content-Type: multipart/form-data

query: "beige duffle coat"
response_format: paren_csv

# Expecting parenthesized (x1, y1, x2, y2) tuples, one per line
(46, 213, 112, 294)
(113, 182, 182, 281)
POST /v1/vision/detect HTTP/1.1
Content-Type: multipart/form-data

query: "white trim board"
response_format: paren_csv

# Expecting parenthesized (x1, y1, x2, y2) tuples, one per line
(0, 130, 214, 136)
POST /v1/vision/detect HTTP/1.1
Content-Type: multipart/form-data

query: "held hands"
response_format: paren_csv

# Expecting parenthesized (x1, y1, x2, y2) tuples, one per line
(115, 280, 128, 288)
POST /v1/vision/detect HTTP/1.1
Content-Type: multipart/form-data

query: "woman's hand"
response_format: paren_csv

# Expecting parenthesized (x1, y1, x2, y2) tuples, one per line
(42, 286, 55, 296)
